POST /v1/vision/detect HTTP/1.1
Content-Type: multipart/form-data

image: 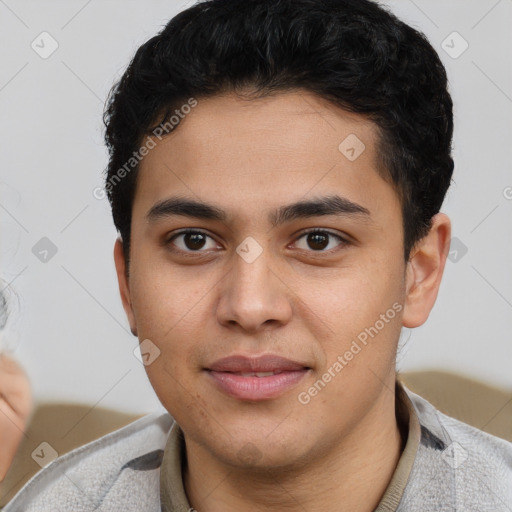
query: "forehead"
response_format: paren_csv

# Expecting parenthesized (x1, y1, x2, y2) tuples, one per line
(133, 90, 399, 227)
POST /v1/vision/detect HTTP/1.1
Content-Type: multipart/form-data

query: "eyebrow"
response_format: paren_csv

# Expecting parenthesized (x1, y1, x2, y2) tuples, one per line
(146, 195, 371, 226)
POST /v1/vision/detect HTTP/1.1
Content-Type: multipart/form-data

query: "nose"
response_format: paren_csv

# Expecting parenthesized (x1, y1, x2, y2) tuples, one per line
(216, 243, 293, 333)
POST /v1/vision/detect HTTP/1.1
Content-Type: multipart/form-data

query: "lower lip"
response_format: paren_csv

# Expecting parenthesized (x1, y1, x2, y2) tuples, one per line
(206, 370, 309, 401)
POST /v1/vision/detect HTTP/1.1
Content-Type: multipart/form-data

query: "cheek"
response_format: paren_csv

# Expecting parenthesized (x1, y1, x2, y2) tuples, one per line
(306, 259, 405, 378)
(129, 269, 210, 406)
(307, 260, 403, 330)
(144, 358, 211, 440)
(129, 260, 207, 340)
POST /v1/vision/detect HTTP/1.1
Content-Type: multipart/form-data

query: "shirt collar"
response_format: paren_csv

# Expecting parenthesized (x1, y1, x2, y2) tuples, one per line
(160, 420, 189, 511)
(374, 378, 422, 511)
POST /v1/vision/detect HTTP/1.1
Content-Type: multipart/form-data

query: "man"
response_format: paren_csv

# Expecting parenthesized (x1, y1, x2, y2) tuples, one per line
(4, 0, 512, 510)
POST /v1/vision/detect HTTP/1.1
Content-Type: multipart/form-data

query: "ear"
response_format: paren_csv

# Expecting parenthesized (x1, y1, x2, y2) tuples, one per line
(113, 238, 138, 337)
(402, 213, 451, 328)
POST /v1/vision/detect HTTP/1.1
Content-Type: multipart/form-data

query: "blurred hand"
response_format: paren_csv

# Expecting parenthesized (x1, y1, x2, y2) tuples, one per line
(0, 354, 32, 481)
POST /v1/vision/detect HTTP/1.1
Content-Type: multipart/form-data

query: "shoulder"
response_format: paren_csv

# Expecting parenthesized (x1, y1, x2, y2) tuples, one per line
(406, 384, 512, 458)
(3, 410, 174, 512)
(401, 385, 512, 511)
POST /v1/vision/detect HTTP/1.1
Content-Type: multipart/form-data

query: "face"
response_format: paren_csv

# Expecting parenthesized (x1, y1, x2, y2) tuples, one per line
(115, 90, 429, 470)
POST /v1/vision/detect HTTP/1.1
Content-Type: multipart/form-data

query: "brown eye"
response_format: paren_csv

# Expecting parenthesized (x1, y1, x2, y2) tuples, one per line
(167, 230, 218, 252)
(307, 232, 329, 250)
(183, 232, 207, 250)
(294, 229, 347, 252)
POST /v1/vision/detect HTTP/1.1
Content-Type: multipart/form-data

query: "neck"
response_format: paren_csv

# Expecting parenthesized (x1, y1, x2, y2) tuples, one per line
(183, 384, 404, 512)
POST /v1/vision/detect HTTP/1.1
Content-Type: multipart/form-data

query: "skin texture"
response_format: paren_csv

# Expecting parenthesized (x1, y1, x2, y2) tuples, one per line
(0, 354, 32, 481)
(114, 90, 451, 512)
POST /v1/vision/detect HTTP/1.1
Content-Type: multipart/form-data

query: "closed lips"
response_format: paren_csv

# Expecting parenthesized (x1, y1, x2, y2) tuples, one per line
(206, 354, 310, 373)
(237, 371, 284, 377)
(205, 354, 311, 400)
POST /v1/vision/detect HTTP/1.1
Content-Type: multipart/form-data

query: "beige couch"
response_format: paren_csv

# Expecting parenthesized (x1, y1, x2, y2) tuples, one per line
(1, 370, 511, 506)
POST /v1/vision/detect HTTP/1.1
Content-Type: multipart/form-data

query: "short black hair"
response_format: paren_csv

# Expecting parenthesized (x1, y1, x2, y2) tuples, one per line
(103, 0, 453, 269)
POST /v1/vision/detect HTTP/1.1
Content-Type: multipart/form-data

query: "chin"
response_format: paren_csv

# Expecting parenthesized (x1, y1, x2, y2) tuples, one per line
(209, 429, 311, 473)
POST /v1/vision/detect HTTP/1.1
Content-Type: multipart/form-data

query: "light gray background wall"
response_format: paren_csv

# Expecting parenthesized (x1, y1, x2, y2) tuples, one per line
(1, 0, 511, 414)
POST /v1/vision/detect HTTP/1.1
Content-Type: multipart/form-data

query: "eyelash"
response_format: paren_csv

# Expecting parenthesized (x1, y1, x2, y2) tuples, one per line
(165, 228, 349, 255)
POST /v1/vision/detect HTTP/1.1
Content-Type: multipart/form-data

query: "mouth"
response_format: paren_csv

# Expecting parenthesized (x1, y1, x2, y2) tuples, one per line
(205, 354, 311, 401)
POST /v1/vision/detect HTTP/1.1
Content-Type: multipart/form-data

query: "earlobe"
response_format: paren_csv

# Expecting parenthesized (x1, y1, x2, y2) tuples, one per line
(402, 213, 451, 328)
(113, 238, 138, 337)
